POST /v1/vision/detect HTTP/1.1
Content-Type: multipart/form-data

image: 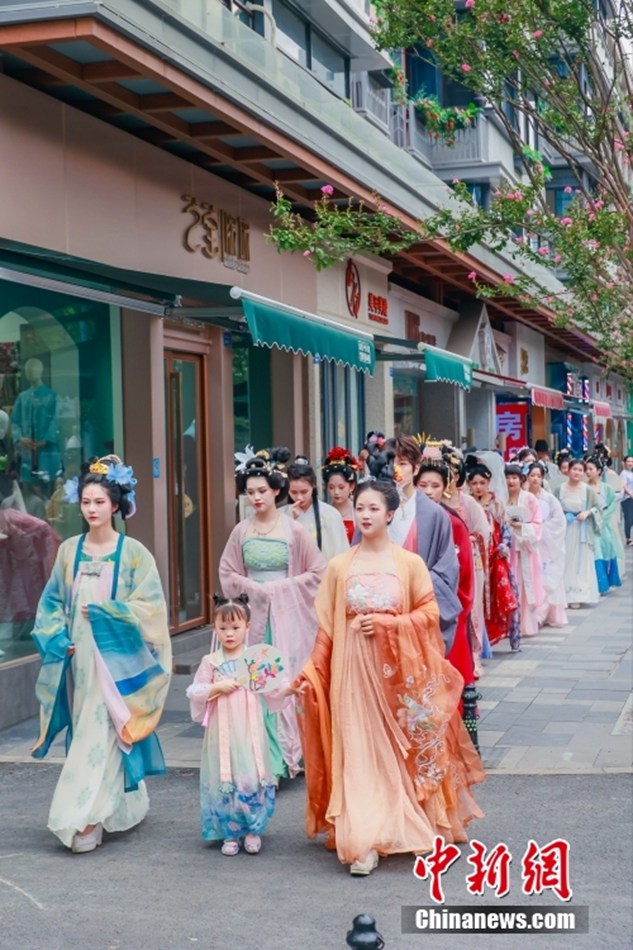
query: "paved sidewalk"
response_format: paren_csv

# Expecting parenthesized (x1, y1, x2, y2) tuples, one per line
(1, 554, 631, 775)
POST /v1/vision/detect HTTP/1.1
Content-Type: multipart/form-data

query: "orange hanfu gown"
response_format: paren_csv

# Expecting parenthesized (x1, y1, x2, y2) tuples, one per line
(295, 544, 485, 866)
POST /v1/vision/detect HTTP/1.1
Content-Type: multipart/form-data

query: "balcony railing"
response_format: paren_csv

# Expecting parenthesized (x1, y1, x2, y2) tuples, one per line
(391, 103, 517, 178)
(351, 73, 391, 134)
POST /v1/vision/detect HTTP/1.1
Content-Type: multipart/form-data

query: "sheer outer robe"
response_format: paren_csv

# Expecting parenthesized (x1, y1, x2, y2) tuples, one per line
(297, 544, 485, 840)
(219, 516, 326, 674)
(31, 535, 171, 756)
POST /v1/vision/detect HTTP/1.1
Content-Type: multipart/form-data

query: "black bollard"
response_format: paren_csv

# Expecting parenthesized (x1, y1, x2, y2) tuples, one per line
(461, 683, 482, 755)
(346, 914, 385, 949)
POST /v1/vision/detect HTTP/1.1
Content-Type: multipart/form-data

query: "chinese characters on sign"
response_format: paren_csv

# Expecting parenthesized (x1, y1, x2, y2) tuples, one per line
(357, 340, 373, 367)
(181, 194, 250, 273)
(496, 401, 529, 460)
(367, 293, 389, 325)
(413, 836, 572, 905)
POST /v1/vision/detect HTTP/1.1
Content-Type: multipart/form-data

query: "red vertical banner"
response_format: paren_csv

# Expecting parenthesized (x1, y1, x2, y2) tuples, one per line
(496, 402, 529, 460)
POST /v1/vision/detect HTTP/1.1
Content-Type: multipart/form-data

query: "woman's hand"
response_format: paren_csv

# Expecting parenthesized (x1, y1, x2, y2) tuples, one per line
(210, 679, 239, 698)
(81, 605, 90, 619)
(351, 614, 376, 636)
(66, 645, 76, 656)
(285, 680, 309, 697)
(510, 519, 523, 533)
(576, 510, 590, 522)
(290, 501, 302, 520)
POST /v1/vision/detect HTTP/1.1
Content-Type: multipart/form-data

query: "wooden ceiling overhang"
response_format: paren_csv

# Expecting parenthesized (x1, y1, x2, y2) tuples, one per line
(0, 15, 601, 363)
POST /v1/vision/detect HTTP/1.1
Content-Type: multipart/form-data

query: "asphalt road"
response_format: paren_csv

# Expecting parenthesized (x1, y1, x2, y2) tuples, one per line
(0, 764, 631, 950)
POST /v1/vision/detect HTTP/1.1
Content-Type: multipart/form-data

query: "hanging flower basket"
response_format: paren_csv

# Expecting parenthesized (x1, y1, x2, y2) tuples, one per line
(413, 95, 481, 146)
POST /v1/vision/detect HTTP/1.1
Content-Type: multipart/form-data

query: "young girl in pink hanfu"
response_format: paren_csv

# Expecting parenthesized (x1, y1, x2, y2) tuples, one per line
(187, 594, 287, 856)
(505, 463, 545, 643)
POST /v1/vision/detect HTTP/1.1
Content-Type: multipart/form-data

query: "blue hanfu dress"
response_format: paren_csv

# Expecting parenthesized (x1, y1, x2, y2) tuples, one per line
(592, 482, 622, 593)
(31, 534, 171, 847)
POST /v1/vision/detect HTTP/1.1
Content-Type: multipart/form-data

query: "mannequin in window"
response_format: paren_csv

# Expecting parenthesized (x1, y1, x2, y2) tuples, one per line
(10, 357, 60, 513)
(0, 409, 25, 513)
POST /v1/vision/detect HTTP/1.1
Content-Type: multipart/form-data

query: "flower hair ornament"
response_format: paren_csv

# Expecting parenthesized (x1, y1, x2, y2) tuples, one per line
(322, 446, 359, 483)
(419, 436, 462, 497)
(65, 454, 137, 516)
(234, 445, 290, 480)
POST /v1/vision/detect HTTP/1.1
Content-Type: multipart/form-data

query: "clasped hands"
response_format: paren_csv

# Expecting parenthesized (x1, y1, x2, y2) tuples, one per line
(350, 611, 397, 637)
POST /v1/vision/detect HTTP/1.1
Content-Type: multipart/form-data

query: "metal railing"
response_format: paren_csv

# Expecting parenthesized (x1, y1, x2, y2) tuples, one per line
(351, 73, 392, 134)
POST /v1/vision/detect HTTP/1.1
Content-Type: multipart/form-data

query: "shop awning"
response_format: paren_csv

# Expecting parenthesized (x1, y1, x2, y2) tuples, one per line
(422, 345, 473, 391)
(473, 369, 527, 390)
(593, 400, 612, 419)
(530, 385, 565, 410)
(231, 288, 375, 374)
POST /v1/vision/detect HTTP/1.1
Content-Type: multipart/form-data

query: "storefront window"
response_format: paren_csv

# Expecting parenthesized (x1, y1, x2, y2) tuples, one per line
(0, 280, 119, 664)
(393, 370, 421, 436)
(232, 342, 272, 453)
(321, 361, 365, 459)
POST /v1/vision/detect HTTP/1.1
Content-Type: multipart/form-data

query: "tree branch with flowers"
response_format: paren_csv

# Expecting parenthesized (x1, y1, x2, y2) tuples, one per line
(266, 184, 418, 270)
(369, 0, 633, 380)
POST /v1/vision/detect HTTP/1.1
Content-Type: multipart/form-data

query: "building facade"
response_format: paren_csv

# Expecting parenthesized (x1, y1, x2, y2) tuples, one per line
(0, 0, 629, 726)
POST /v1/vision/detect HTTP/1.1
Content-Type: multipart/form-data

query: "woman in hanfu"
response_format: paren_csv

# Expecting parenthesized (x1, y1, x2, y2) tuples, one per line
(422, 441, 490, 678)
(554, 459, 602, 608)
(466, 457, 519, 650)
(219, 449, 325, 782)
(585, 455, 622, 594)
(415, 458, 476, 695)
(504, 463, 545, 643)
(292, 480, 484, 877)
(31, 456, 171, 853)
(286, 456, 350, 561)
(322, 446, 359, 544)
(526, 462, 568, 627)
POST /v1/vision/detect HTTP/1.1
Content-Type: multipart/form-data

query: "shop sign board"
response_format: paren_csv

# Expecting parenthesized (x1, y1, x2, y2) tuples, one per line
(496, 402, 529, 459)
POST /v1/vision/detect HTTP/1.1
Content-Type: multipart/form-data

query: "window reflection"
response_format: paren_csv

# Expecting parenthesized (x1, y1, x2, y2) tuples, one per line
(0, 282, 118, 663)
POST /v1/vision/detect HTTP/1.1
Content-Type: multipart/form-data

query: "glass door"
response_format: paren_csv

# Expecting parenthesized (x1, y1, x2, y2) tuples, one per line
(164, 351, 209, 633)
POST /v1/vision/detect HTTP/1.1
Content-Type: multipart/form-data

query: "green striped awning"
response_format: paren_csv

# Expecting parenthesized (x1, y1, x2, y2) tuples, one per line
(423, 345, 473, 391)
(237, 294, 375, 374)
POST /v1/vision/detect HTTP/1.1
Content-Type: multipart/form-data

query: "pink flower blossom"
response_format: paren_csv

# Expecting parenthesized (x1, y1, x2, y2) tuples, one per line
(553, 255, 562, 264)
(452, 177, 461, 184)
(532, 29, 543, 38)
(537, 246, 549, 256)
(303, 250, 311, 257)
(461, 63, 472, 73)
(321, 184, 334, 196)
(564, 186, 573, 194)
(468, 271, 477, 280)
(526, 208, 535, 217)
(560, 217, 573, 226)
(465, 0, 475, 7)
(503, 274, 515, 284)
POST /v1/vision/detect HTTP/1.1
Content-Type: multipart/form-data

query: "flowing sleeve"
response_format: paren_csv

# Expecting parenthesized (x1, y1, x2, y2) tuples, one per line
(86, 541, 172, 746)
(319, 504, 350, 561)
(186, 655, 214, 723)
(419, 499, 461, 650)
(372, 555, 484, 804)
(31, 539, 73, 662)
(218, 523, 274, 642)
(600, 483, 618, 521)
(586, 487, 603, 533)
(515, 493, 543, 551)
(293, 561, 338, 839)
(31, 539, 76, 758)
